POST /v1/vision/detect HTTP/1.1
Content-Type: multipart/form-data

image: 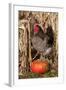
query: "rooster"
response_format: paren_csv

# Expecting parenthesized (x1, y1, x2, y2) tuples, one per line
(31, 21, 54, 60)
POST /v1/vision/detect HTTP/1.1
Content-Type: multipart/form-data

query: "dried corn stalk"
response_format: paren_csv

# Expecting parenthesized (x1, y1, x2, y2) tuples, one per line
(18, 20, 32, 74)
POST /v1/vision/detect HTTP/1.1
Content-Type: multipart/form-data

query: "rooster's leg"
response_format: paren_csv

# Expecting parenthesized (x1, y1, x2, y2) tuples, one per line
(32, 51, 39, 60)
(40, 52, 46, 60)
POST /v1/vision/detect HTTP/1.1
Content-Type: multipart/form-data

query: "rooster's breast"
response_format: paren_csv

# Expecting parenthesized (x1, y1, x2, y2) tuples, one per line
(32, 36, 47, 52)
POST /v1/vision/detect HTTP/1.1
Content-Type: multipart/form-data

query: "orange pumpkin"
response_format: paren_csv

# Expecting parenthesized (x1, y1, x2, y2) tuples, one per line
(30, 60, 49, 74)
